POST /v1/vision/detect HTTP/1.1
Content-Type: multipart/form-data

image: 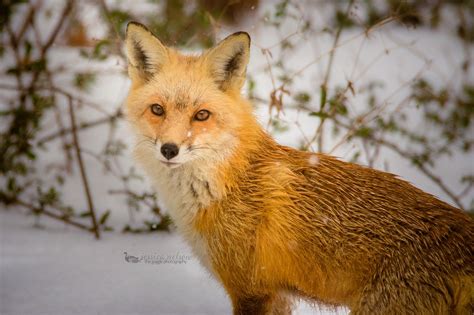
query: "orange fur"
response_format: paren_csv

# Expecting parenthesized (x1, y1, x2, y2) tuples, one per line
(124, 22, 474, 314)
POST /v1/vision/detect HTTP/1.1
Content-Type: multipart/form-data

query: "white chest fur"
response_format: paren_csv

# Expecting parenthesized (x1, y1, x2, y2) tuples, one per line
(135, 151, 218, 272)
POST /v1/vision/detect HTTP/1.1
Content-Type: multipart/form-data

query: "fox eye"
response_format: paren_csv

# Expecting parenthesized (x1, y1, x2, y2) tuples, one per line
(194, 109, 211, 121)
(150, 104, 164, 116)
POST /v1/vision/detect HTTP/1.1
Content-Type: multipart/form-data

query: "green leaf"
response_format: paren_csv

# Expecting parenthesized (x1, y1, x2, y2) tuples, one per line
(7, 177, 16, 191)
(354, 126, 373, 138)
(93, 40, 110, 60)
(79, 211, 91, 217)
(99, 210, 111, 225)
(25, 150, 36, 160)
(294, 92, 311, 104)
(309, 111, 330, 119)
(335, 10, 354, 29)
(38, 187, 59, 206)
(28, 59, 47, 72)
(320, 85, 327, 110)
(74, 72, 96, 91)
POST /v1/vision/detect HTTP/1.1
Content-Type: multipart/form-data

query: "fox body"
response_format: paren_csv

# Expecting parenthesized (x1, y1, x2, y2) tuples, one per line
(124, 22, 474, 314)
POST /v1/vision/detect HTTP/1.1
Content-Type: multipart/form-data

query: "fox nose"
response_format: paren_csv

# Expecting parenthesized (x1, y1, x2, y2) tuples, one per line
(160, 143, 179, 160)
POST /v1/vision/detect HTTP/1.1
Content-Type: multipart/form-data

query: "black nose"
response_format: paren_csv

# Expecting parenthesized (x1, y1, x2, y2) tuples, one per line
(160, 143, 179, 160)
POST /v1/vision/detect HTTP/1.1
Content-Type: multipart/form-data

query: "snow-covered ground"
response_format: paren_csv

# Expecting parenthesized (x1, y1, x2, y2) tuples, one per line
(0, 209, 229, 315)
(0, 210, 347, 315)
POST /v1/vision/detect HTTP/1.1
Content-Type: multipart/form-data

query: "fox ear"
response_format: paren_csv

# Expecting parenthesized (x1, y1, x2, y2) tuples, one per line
(125, 22, 168, 84)
(205, 32, 250, 92)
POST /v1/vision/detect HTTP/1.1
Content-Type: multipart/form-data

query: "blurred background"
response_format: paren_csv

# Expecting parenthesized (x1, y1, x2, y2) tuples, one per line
(1, 0, 473, 314)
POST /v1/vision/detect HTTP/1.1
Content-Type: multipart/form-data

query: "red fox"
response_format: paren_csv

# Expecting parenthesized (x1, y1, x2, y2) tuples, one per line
(124, 22, 474, 314)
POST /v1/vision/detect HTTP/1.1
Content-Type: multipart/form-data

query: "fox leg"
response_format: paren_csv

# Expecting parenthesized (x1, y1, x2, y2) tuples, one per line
(232, 292, 292, 315)
(232, 295, 270, 315)
(267, 292, 293, 315)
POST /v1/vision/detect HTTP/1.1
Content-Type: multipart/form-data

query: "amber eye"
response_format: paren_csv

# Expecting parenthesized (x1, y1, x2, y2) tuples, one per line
(194, 109, 210, 121)
(150, 104, 164, 116)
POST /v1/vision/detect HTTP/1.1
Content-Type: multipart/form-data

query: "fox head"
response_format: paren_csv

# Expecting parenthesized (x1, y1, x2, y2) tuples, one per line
(124, 22, 259, 170)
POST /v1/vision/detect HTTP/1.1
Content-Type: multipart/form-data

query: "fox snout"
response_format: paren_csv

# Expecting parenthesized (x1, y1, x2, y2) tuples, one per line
(160, 142, 179, 160)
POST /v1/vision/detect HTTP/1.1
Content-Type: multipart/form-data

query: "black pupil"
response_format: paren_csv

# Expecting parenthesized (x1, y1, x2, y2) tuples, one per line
(152, 104, 163, 115)
(197, 110, 208, 120)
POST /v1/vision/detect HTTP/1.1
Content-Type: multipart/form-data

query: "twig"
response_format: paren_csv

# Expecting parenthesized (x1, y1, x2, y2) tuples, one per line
(327, 61, 429, 154)
(98, 0, 125, 58)
(0, 83, 123, 146)
(37, 109, 122, 145)
(28, 0, 73, 90)
(330, 116, 466, 210)
(15, 199, 92, 232)
(108, 189, 157, 209)
(67, 96, 100, 239)
(372, 137, 465, 210)
(16, 4, 36, 43)
(41, 1, 73, 55)
(5, 24, 25, 92)
(45, 70, 74, 172)
(0, 83, 118, 115)
(317, 0, 355, 152)
(457, 182, 474, 200)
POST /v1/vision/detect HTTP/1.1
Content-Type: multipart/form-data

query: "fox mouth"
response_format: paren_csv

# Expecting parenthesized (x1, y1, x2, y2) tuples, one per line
(160, 160, 182, 168)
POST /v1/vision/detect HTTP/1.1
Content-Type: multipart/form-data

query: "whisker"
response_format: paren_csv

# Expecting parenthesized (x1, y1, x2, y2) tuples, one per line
(188, 144, 219, 154)
(135, 138, 155, 150)
(139, 134, 155, 141)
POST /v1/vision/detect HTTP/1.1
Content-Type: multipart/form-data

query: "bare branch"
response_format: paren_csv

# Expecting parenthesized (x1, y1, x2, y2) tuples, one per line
(41, 0, 73, 55)
(317, 0, 355, 152)
(37, 109, 122, 145)
(14, 199, 93, 232)
(67, 96, 100, 239)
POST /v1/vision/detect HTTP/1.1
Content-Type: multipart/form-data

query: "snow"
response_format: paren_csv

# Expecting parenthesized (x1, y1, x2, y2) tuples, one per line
(308, 155, 320, 166)
(0, 210, 346, 315)
(0, 210, 231, 315)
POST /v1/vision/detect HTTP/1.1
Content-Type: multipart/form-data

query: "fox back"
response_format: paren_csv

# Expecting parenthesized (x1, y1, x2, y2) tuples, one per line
(124, 22, 474, 315)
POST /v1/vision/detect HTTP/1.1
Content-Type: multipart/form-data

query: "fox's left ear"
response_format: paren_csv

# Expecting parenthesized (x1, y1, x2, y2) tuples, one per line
(205, 32, 250, 92)
(125, 22, 168, 85)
